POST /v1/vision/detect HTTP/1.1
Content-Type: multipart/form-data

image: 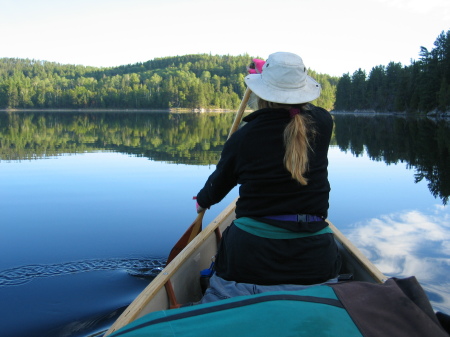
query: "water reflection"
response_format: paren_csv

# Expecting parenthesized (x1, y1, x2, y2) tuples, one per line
(0, 111, 234, 165)
(1, 112, 449, 204)
(346, 205, 450, 312)
(333, 114, 450, 205)
(2, 111, 450, 335)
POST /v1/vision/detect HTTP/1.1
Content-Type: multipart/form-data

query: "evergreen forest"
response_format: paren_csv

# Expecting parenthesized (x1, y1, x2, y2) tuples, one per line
(334, 30, 450, 113)
(1, 29, 448, 113)
(0, 54, 337, 111)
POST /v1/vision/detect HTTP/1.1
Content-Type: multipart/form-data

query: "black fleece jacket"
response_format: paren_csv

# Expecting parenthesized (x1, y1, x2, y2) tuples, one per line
(197, 105, 333, 226)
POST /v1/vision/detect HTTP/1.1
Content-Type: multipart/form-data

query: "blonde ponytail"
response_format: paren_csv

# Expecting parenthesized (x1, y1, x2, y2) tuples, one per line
(257, 99, 314, 185)
(283, 110, 314, 185)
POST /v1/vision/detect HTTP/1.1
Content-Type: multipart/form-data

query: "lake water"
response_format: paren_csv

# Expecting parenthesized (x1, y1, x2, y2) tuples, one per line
(1, 111, 449, 336)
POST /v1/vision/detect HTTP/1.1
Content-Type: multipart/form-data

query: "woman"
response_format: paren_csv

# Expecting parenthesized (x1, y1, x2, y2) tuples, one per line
(196, 52, 340, 300)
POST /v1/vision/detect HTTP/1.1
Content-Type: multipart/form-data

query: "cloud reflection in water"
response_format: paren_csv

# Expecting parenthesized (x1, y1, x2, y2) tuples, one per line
(346, 205, 450, 313)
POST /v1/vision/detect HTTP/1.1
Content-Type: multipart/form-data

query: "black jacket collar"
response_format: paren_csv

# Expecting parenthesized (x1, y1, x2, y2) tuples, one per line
(243, 108, 289, 123)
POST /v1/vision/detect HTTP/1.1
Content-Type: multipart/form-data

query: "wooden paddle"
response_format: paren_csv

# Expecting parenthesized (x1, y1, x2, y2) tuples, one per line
(228, 87, 252, 138)
(166, 210, 205, 265)
(165, 87, 252, 266)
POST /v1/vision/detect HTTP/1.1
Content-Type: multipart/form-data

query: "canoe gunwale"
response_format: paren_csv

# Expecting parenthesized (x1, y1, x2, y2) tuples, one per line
(104, 199, 386, 336)
(104, 199, 237, 336)
(328, 221, 387, 284)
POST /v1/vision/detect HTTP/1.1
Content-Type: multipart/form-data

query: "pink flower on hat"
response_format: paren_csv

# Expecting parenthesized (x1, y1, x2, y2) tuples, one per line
(248, 59, 265, 74)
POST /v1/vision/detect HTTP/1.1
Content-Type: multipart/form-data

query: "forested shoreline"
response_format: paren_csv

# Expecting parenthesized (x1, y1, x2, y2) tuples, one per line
(334, 30, 450, 114)
(1, 30, 448, 114)
(0, 54, 337, 111)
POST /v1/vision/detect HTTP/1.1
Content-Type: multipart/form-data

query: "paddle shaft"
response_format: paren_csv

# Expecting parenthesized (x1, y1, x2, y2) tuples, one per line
(228, 87, 252, 139)
(166, 88, 251, 265)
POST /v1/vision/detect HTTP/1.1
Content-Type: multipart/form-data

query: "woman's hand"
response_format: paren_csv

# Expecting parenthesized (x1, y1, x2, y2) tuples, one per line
(196, 202, 206, 213)
(193, 196, 207, 213)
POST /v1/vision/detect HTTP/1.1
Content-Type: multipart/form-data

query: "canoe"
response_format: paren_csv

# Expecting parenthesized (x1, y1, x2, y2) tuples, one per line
(104, 197, 387, 336)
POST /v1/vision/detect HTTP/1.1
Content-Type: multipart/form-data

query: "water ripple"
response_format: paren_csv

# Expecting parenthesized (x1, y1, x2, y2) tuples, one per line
(0, 258, 166, 286)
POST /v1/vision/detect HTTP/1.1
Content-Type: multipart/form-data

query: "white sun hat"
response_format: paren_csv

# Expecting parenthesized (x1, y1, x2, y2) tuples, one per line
(244, 52, 321, 104)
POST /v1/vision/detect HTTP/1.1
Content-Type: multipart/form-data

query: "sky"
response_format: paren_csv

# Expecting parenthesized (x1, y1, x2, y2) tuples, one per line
(1, 0, 449, 77)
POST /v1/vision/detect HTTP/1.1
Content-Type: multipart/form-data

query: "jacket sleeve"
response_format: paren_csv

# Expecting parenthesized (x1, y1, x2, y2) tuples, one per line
(196, 132, 240, 209)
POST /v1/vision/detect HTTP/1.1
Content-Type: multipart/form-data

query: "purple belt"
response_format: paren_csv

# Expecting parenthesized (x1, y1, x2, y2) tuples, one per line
(264, 214, 324, 222)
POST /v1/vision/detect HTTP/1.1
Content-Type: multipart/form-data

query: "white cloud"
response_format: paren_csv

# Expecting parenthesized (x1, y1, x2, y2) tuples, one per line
(346, 206, 450, 311)
(347, 207, 450, 278)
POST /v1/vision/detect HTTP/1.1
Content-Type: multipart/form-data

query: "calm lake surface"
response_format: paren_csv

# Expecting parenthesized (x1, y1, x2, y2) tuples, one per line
(1, 111, 449, 336)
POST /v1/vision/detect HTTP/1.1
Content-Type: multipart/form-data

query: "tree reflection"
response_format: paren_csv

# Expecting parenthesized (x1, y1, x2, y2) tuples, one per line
(0, 111, 234, 165)
(333, 114, 450, 204)
(1, 112, 449, 204)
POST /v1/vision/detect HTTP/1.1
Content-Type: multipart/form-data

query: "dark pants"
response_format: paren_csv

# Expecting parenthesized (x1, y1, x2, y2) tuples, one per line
(215, 223, 341, 285)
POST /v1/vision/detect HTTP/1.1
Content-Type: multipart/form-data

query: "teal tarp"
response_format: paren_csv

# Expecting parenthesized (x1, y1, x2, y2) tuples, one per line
(110, 286, 363, 337)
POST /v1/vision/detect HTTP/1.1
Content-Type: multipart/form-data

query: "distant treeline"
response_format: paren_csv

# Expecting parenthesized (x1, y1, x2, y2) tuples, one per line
(0, 54, 338, 111)
(335, 30, 450, 113)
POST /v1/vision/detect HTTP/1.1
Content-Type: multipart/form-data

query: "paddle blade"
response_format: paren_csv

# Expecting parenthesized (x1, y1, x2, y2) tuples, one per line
(166, 211, 204, 265)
